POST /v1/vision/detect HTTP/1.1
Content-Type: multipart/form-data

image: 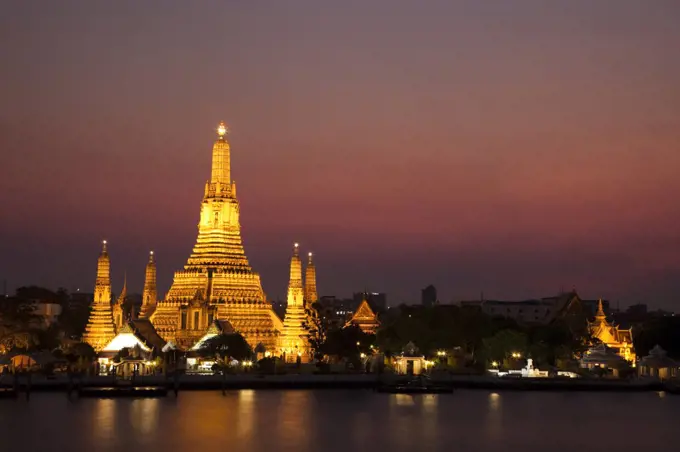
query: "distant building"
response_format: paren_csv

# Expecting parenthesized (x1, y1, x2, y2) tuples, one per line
(32, 301, 62, 328)
(459, 291, 591, 326)
(353, 292, 387, 312)
(317, 296, 354, 329)
(421, 285, 437, 307)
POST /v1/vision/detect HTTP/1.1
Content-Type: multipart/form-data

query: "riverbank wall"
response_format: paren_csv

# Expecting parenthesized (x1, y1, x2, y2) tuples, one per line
(0, 374, 672, 393)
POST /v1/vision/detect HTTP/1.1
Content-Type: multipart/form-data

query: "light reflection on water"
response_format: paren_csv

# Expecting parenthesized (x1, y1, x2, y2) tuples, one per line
(0, 390, 679, 451)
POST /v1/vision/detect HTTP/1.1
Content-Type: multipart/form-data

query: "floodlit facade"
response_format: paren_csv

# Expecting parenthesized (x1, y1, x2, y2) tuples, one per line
(279, 243, 312, 362)
(345, 299, 380, 334)
(82, 240, 116, 351)
(150, 123, 282, 350)
(589, 299, 635, 363)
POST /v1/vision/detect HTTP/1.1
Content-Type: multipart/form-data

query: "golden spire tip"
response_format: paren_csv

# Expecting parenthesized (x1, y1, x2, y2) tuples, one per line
(217, 121, 227, 137)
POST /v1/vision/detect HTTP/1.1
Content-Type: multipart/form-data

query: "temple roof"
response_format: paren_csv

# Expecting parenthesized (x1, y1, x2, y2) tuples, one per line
(349, 300, 378, 323)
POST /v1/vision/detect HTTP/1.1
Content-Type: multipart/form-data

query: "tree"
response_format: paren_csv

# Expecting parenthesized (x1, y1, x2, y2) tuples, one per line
(0, 295, 39, 353)
(634, 316, 680, 359)
(324, 325, 375, 364)
(302, 302, 327, 360)
(481, 329, 528, 367)
(199, 333, 253, 361)
(67, 342, 97, 361)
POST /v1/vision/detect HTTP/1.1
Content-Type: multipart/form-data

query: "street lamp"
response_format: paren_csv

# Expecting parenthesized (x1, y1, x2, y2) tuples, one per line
(491, 361, 499, 368)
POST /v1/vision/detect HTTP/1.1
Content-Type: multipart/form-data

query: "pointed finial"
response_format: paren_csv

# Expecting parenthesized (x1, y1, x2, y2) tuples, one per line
(149, 250, 155, 263)
(217, 121, 228, 138)
(595, 299, 605, 319)
(101, 239, 108, 253)
(308, 251, 313, 264)
(293, 242, 299, 256)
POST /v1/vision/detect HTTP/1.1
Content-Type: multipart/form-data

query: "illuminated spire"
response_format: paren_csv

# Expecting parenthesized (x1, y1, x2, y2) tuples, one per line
(305, 251, 317, 305)
(288, 243, 302, 289)
(140, 250, 158, 319)
(210, 120, 231, 184)
(595, 299, 606, 320)
(83, 240, 116, 351)
(280, 242, 311, 362)
(117, 272, 127, 305)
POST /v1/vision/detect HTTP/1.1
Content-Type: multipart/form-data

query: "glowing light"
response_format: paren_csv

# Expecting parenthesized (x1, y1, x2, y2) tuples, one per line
(102, 240, 107, 245)
(150, 250, 154, 255)
(360, 353, 366, 359)
(308, 252, 312, 257)
(491, 361, 499, 367)
(217, 121, 227, 137)
(102, 332, 151, 352)
(294, 242, 299, 248)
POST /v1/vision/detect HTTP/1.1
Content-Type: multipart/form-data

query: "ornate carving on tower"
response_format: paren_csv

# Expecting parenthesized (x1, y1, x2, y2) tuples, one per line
(151, 122, 281, 350)
(112, 273, 127, 331)
(304, 252, 318, 305)
(279, 243, 311, 362)
(140, 251, 157, 319)
(83, 240, 116, 351)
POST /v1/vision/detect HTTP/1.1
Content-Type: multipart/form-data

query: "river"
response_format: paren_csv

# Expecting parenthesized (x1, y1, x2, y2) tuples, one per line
(0, 390, 678, 451)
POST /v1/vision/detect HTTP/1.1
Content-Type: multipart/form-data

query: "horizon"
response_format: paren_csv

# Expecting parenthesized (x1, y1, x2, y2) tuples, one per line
(2, 1, 679, 309)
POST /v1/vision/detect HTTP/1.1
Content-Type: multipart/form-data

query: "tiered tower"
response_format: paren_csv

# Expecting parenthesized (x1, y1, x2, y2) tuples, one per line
(140, 251, 157, 319)
(279, 243, 311, 362)
(151, 122, 281, 349)
(112, 273, 127, 331)
(304, 252, 318, 305)
(83, 240, 116, 351)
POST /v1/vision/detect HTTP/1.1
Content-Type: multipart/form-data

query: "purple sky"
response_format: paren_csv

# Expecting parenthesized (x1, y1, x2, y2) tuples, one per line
(2, 1, 679, 307)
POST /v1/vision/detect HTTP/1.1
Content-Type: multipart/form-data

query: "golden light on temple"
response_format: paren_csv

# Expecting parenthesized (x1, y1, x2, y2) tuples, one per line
(294, 242, 299, 248)
(217, 121, 227, 137)
(152, 121, 281, 351)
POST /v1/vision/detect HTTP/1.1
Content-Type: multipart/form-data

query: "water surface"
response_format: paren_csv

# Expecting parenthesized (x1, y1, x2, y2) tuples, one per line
(0, 390, 678, 451)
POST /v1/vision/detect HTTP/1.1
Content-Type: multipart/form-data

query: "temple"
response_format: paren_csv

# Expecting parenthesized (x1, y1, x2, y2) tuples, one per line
(304, 252, 318, 305)
(112, 273, 128, 330)
(150, 122, 282, 350)
(588, 299, 635, 363)
(346, 299, 380, 334)
(279, 243, 311, 362)
(83, 240, 117, 351)
(140, 251, 157, 319)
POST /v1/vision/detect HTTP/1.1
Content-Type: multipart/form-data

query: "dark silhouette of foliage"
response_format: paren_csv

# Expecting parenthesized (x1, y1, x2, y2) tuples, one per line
(199, 333, 253, 361)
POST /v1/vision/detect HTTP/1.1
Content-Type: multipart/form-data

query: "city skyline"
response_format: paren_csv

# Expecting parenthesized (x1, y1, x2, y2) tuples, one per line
(2, 1, 679, 307)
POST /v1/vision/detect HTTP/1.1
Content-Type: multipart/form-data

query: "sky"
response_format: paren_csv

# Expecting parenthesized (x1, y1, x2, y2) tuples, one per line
(1, 1, 679, 308)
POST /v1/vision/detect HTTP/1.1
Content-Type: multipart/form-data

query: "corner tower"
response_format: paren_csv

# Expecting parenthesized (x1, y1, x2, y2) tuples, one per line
(140, 251, 157, 319)
(151, 122, 281, 350)
(304, 252, 318, 305)
(279, 243, 311, 362)
(83, 240, 116, 351)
